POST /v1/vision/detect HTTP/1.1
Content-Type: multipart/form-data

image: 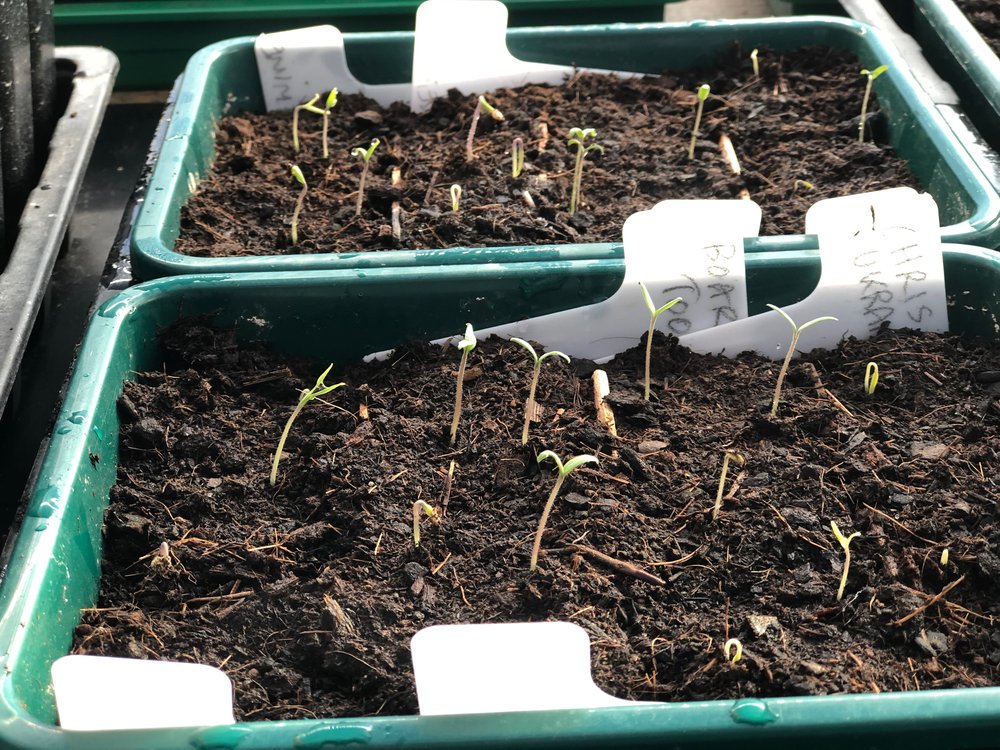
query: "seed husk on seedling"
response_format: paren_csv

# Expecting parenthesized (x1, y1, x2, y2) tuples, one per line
(292, 93, 321, 153)
(350, 138, 380, 217)
(509, 337, 570, 445)
(449, 323, 477, 446)
(413, 500, 435, 547)
(712, 450, 746, 520)
(567, 127, 604, 215)
(858, 64, 889, 143)
(450, 184, 462, 212)
(864, 361, 879, 396)
(687, 84, 711, 160)
(831, 520, 861, 601)
(270, 364, 345, 486)
(638, 281, 683, 400)
(766, 303, 838, 417)
(466, 95, 504, 161)
(511, 136, 525, 178)
(531, 451, 598, 570)
(290, 165, 308, 246)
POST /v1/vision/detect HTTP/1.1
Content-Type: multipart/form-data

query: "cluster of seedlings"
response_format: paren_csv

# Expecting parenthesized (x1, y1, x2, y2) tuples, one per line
(278, 52, 888, 245)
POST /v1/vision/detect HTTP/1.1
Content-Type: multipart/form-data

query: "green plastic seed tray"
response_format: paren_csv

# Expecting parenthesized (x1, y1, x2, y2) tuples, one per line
(53, 0, 672, 91)
(3, 247, 1000, 749)
(129, 17, 1000, 281)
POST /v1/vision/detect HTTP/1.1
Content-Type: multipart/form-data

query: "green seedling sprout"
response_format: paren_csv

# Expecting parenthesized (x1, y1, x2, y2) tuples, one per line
(509, 337, 570, 446)
(531, 451, 598, 571)
(793, 179, 814, 193)
(310, 88, 339, 158)
(858, 65, 889, 143)
(940, 548, 949, 566)
(413, 500, 436, 547)
(449, 324, 477, 446)
(466, 95, 504, 161)
(350, 138, 380, 217)
(766, 303, 838, 417)
(292, 93, 321, 152)
(511, 136, 525, 178)
(638, 281, 683, 400)
(567, 127, 604, 216)
(290, 165, 308, 246)
(831, 520, 860, 601)
(864, 361, 879, 396)
(270, 364, 345, 486)
(687, 84, 711, 160)
(750, 48, 759, 79)
(724, 638, 743, 664)
(450, 184, 462, 212)
(712, 450, 746, 521)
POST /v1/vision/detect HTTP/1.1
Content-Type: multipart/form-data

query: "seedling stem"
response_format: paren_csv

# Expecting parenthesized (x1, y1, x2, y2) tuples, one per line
(450, 184, 462, 212)
(466, 95, 504, 161)
(712, 451, 746, 520)
(449, 324, 477, 446)
(511, 136, 525, 178)
(413, 500, 435, 547)
(509, 337, 570, 445)
(831, 520, 861, 601)
(750, 49, 759, 79)
(688, 84, 710, 160)
(864, 361, 879, 396)
(531, 451, 598, 570)
(270, 364, 345, 486)
(290, 165, 308, 246)
(638, 282, 683, 400)
(858, 65, 889, 143)
(351, 138, 380, 217)
(292, 93, 321, 152)
(567, 127, 603, 215)
(724, 638, 743, 663)
(766, 303, 838, 416)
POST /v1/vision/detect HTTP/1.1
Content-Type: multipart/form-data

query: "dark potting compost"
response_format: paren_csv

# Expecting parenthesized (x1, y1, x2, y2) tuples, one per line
(955, 0, 1000, 56)
(176, 46, 918, 257)
(74, 320, 1000, 720)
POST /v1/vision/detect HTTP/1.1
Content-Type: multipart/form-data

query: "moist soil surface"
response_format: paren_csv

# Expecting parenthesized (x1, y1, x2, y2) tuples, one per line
(177, 46, 919, 257)
(74, 321, 1000, 720)
(956, 0, 1000, 57)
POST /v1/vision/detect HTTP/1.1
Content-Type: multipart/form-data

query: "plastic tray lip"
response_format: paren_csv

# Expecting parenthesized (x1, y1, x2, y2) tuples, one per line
(128, 16, 1000, 280)
(0, 46, 118, 416)
(4, 246, 1000, 748)
(915, 0, 1000, 103)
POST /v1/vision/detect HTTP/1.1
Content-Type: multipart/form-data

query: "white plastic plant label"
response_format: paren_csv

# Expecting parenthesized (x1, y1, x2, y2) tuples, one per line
(679, 187, 947, 358)
(411, 622, 649, 715)
(52, 655, 235, 730)
(473, 200, 762, 362)
(254, 25, 411, 111)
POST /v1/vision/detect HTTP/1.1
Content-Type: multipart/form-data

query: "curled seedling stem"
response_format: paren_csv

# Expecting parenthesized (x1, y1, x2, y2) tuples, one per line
(864, 361, 879, 396)
(511, 136, 525, 178)
(724, 638, 743, 664)
(290, 165, 308, 246)
(531, 451, 598, 570)
(767, 303, 838, 417)
(413, 500, 436, 547)
(639, 281, 683, 400)
(750, 48, 759, 79)
(292, 93, 321, 152)
(450, 184, 462, 212)
(858, 64, 889, 143)
(270, 364, 345, 486)
(712, 451, 746, 521)
(351, 138, 380, 217)
(687, 84, 711, 160)
(940, 548, 949, 566)
(449, 323, 477, 446)
(509, 337, 570, 445)
(567, 127, 603, 215)
(466, 95, 504, 161)
(831, 520, 861, 601)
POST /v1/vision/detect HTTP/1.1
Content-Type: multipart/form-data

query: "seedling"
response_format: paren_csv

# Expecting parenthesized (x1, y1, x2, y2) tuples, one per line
(413, 500, 436, 547)
(687, 84, 710, 160)
(830, 520, 860, 601)
(449, 323, 477, 446)
(567, 127, 604, 215)
(531, 451, 598, 571)
(638, 282, 683, 400)
(290, 165, 308, 246)
(511, 136, 525, 178)
(792, 179, 814, 193)
(858, 65, 889, 143)
(509, 337, 570, 445)
(750, 48, 759, 79)
(723, 638, 743, 664)
(350, 138, 380, 217)
(450, 184, 462, 212)
(466, 95, 504, 161)
(864, 361, 879, 396)
(316, 88, 339, 158)
(711, 450, 746, 521)
(270, 364, 345, 486)
(292, 93, 321, 153)
(766, 303, 838, 417)
(940, 548, 949, 566)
